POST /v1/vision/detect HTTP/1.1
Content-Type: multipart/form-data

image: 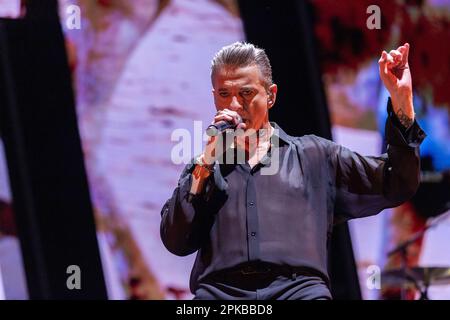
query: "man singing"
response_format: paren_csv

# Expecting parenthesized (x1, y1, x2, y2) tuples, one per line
(160, 42, 426, 300)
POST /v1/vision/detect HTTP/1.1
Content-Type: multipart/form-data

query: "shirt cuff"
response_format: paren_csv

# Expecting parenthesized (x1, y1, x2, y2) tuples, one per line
(386, 97, 427, 148)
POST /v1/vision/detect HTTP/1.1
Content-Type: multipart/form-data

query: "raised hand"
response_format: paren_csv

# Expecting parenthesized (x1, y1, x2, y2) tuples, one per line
(378, 43, 415, 128)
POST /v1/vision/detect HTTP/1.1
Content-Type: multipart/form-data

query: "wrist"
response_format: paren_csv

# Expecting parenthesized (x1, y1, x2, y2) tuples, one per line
(193, 154, 214, 178)
(390, 94, 415, 129)
(190, 155, 214, 196)
(197, 153, 215, 168)
(390, 91, 413, 111)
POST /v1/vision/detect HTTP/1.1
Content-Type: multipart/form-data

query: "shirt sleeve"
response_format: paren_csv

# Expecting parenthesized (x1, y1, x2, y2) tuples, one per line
(160, 159, 227, 256)
(331, 98, 427, 223)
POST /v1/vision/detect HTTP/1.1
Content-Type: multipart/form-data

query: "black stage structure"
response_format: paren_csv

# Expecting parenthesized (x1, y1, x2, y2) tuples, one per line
(0, 0, 107, 299)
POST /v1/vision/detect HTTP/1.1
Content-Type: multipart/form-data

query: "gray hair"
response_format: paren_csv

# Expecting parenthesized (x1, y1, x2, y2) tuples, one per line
(211, 42, 273, 89)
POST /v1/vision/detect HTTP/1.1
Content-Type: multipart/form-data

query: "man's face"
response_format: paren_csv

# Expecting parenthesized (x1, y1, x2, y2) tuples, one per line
(212, 64, 277, 131)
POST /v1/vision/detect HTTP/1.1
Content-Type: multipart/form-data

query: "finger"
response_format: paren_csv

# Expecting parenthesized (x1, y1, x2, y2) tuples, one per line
(221, 109, 242, 124)
(216, 109, 237, 117)
(236, 122, 247, 130)
(214, 114, 234, 123)
(222, 109, 240, 117)
(379, 51, 397, 83)
(220, 109, 236, 117)
(378, 51, 388, 75)
(397, 45, 407, 66)
(389, 50, 402, 61)
(388, 50, 402, 67)
(385, 52, 395, 66)
(401, 42, 410, 65)
(378, 50, 387, 63)
(220, 108, 235, 115)
(214, 114, 233, 122)
(215, 115, 242, 127)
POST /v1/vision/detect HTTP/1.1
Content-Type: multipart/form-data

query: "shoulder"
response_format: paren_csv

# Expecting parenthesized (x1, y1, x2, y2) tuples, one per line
(282, 135, 338, 168)
(290, 134, 336, 153)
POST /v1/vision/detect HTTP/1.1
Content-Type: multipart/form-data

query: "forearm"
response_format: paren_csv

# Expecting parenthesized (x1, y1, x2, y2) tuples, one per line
(160, 159, 218, 256)
(161, 180, 200, 256)
(390, 93, 415, 129)
(161, 163, 211, 256)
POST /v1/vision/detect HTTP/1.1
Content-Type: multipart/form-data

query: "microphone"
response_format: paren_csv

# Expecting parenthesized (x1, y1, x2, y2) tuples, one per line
(206, 115, 242, 136)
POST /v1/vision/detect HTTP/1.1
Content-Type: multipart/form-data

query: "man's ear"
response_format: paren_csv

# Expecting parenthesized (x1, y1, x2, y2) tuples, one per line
(267, 84, 277, 109)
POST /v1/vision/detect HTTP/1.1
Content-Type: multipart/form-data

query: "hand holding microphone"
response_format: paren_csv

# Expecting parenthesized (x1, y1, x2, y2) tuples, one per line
(201, 109, 246, 165)
(190, 109, 246, 196)
(206, 109, 246, 136)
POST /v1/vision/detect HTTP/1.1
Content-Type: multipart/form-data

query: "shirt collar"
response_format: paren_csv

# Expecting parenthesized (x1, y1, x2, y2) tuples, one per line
(216, 122, 293, 170)
(255, 122, 293, 169)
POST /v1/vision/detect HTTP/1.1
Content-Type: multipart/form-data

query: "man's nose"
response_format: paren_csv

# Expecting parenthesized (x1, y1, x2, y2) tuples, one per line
(228, 96, 243, 111)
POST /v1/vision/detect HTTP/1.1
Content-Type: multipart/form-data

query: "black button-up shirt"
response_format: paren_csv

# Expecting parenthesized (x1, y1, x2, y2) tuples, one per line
(160, 99, 426, 293)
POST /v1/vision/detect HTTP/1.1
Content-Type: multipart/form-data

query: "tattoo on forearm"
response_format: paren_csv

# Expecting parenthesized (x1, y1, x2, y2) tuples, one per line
(396, 109, 413, 128)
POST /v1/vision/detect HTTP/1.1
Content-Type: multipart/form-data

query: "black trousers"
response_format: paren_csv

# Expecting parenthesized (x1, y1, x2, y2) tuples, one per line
(193, 267, 332, 300)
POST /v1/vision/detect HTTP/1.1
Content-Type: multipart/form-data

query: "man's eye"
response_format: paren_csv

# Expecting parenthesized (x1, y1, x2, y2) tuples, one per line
(241, 90, 252, 96)
(219, 92, 229, 97)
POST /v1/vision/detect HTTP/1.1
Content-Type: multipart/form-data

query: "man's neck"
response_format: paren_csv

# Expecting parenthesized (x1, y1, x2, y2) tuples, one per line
(234, 124, 274, 167)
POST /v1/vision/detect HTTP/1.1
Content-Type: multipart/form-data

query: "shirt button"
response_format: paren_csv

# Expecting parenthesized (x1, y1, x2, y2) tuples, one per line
(251, 232, 256, 237)
(248, 201, 254, 206)
(388, 166, 392, 172)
